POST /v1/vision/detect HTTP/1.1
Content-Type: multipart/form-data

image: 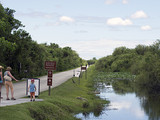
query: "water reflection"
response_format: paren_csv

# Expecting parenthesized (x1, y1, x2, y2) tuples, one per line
(137, 94, 160, 120)
(76, 79, 160, 120)
(112, 80, 160, 120)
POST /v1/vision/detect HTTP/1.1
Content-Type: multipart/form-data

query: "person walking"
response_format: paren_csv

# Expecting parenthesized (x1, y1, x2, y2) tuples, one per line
(4, 67, 18, 100)
(0, 66, 4, 99)
(28, 79, 36, 101)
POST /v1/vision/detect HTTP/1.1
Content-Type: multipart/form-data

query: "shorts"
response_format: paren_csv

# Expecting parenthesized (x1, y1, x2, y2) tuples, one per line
(5, 81, 13, 91)
(30, 92, 35, 96)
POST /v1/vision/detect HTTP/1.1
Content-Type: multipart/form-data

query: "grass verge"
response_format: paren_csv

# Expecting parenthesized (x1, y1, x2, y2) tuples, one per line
(0, 66, 108, 120)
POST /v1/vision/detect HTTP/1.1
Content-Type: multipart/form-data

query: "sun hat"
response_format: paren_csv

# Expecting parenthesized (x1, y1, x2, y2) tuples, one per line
(0, 66, 4, 69)
(6, 67, 12, 71)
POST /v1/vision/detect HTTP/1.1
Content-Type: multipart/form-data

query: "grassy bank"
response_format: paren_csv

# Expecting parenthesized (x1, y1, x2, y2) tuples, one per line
(0, 66, 108, 120)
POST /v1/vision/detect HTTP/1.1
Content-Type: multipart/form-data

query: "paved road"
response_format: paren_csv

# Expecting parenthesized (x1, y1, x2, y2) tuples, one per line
(1, 68, 80, 100)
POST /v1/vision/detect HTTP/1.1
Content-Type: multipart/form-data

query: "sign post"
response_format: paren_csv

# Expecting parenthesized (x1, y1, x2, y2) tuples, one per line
(81, 65, 88, 79)
(45, 61, 56, 96)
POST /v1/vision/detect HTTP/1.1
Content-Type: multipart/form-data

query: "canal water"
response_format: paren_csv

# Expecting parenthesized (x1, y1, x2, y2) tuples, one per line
(75, 81, 159, 120)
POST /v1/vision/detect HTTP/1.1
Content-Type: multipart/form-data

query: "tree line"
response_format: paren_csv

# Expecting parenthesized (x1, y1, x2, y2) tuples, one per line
(95, 40, 160, 94)
(0, 4, 85, 79)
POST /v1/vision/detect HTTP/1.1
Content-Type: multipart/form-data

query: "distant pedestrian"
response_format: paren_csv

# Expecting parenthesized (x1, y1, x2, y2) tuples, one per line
(28, 79, 36, 101)
(4, 67, 18, 100)
(0, 66, 4, 99)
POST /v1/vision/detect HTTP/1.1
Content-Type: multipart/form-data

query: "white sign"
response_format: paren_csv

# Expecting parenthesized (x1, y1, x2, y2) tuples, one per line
(75, 71, 81, 77)
(26, 78, 40, 96)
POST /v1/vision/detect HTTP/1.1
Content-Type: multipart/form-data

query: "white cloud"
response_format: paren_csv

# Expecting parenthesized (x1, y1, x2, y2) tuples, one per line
(59, 16, 75, 22)
(107, 17, 133, 26)
(109, 101, 131, 110)
(105, 0, 116, 4)
(131, 11, 148, 19)
(141, 25, 151, 31)
(16, 11, 56, 19)
(122, 0, 128, 4)
(105, 0, 128, 4)
(130, 107, 145, 118)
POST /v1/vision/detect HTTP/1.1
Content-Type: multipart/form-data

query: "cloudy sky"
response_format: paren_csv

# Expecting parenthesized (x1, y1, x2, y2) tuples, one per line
(1, 0, 160, 59)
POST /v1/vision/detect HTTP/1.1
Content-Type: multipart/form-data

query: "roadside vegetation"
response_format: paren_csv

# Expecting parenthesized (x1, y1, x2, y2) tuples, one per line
(0, 66, 108, 120)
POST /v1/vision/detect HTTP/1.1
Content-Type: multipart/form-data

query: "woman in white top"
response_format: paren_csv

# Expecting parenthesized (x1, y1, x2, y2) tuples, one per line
(4, 67, 18, 100)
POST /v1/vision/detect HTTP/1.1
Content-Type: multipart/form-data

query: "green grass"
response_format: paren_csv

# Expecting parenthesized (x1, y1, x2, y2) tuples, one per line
(0, 66, 108, 120)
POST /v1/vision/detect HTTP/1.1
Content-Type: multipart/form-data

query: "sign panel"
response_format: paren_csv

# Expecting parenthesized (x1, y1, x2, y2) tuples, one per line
(81, 67, 86, 70)
(48, 70, 52, 77)
(81, 66, 87, 71)
(26, 78, 40, 96)
(45, 61, 56, 70)
(75, 71, 81, 77)
(47, 77, 52, 86)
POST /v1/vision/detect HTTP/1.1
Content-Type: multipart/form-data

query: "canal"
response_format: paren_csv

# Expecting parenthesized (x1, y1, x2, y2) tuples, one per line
(75, 72, 160, 120)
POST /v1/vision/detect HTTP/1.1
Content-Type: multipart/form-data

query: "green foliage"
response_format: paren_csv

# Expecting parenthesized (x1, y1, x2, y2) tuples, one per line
(95, 50, 136, 72)
(134, 52, 160, 94)
(135, 44, 148, 55)
(95, 55, 114, 72)
(112, 46, 130, 56)
(87, 57, 97, 65)
(0, 3, 83, 78)
(95, 39, 160, 94)
(0, 37, 17, 51)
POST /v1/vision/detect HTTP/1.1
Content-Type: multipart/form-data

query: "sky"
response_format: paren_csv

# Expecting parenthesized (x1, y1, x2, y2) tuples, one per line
(1, 0, 160, 60)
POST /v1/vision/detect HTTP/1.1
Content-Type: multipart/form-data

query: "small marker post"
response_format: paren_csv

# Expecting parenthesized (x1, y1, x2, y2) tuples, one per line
(45, 61, 56, 96)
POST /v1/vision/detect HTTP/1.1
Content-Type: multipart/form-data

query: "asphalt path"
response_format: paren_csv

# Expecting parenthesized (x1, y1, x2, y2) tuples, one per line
(0, 68, 80, 106)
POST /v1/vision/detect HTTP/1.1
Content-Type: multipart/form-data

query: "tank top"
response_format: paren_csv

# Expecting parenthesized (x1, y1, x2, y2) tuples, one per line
(30, 83, 36, 92)
(4, 71, 9, 76)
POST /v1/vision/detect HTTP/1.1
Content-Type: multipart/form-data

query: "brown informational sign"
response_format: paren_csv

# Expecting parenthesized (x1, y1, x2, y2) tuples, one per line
(45, 61, 56, 95)
(45, 61, 56, 70)
(81, 66, 87, 70)
(48, 70, 52, 77)
(47, 71, 52, 86)
(47, 77, 52, 86)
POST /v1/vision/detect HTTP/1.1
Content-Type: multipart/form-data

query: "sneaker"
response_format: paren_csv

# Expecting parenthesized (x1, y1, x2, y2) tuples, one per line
(6, 98, 10, 100)
(33, 99, 35, 102)
(0, 97, 3, 99)
(11, 97, 16, 100)
(30, 100, 32, 101)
